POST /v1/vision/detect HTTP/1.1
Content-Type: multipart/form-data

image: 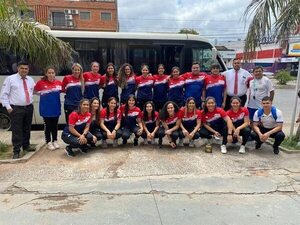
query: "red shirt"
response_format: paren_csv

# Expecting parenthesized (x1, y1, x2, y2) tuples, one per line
(226, 107, 249, 124)
(162, 111, 182, 127)
(141, 111, 159, 125)
(201, 108, 227, 128)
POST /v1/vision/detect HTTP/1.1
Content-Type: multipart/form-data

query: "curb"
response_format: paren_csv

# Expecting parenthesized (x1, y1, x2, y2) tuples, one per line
(0, 143, 45, 164)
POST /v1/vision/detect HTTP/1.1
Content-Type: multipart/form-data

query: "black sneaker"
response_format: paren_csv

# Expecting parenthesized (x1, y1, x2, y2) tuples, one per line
(158, 138, 162, 148)
(65, 146, 75, 157)
(122, 139, 127, 145)
(134, 138, 138, 146)
(273, 146, 279, 154)
(255, 142, 262, 149)
(13, 152, 20, 159)
(23, 145, 36, 152)
(79, 147, 88, 154)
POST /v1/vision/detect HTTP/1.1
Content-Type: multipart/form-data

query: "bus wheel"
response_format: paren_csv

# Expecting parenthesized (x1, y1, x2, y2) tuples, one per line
(0, 108, 11, 130)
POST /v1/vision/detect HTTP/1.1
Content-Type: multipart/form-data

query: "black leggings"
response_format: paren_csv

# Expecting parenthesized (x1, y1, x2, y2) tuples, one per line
(43, 117, 59, 143)
(251, 126, 285, 148)
(199, 125, 228, 145)
(233, 126, 251, 145)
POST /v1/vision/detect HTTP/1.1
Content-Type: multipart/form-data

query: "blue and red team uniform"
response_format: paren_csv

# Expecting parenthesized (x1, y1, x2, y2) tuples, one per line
(136, 75, 154, 109)
(83, 72, 102, 99)
(226, 107, 251, 145)
(182, 72, 206, 108)
(200, 107, 228, 145)
(167, 76, 185, 107)
(34, 79, 62, 117)
(141, 111, 159, 139)
(120, 104, 142, 142)
(62, 75, 83, 123)
(204, 74, 226, 107)
(180, 108, 202, 132)
(120, 75, 136, 104)
(152, 74, 169, 110)
(99, 108, 122, 139)
(101, 75, 118, 107)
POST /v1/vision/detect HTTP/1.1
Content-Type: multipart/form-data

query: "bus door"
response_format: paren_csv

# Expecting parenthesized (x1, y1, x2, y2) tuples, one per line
(159, 45, 184, 74)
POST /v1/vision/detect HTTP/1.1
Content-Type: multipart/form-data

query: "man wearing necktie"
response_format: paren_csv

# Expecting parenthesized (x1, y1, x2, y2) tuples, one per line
(0, 61, 36, 159)
(223, 58, 252, 110)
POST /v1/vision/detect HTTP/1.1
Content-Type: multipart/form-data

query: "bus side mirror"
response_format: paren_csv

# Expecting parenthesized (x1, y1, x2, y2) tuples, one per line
(212, 48, 217, 60)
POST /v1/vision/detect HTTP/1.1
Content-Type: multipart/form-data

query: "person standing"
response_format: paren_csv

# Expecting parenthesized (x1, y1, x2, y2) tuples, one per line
(136, 64, 154, 110)
(153, 64, 169, 111)
(101, 63, 119, 108)
(247, 66, 274, 121)
(34, 66, 62, 150)
(83, 61, 102, 100)
(223, 58, 252, 110)
(167, 66, 184, 107)
(182, 62, 206, 108)
(0, 61, 36, 159)
(62, 63, 84, 124)
(251, 96, 285, 154)
(118, 63, 136, 104)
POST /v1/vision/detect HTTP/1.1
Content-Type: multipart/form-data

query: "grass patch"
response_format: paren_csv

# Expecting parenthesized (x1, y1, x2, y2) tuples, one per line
(0, 141, 36, 160)
(281, 136, 300, 150)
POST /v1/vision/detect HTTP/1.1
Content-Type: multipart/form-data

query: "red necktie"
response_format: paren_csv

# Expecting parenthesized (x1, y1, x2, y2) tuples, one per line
(22, 78, 30, 104)
(234, 70, 238, 95)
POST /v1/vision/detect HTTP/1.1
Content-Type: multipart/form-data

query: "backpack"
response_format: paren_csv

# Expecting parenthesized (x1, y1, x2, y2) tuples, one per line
(257, 106, 277, 121)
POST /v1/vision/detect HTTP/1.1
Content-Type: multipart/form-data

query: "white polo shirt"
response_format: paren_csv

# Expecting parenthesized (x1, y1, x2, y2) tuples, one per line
(248, 76, 274, 109)
(253, 108, 283, 129)
(222, 68, 252, 96)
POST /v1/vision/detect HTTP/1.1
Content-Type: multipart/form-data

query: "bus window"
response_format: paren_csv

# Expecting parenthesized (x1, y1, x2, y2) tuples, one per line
(192, 48, 215, 72)
(110, 40, 128, 69)
(161, 45, 183, 73)
(74, 39, 99, 72)
(129, 46, 158, 74)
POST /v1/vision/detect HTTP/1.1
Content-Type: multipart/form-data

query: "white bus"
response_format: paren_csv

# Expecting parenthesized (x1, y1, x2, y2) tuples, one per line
(0, 31, 226, 129)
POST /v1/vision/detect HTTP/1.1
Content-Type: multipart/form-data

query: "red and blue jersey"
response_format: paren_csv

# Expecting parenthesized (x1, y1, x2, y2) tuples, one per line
(101, 75, 119, 100)
(153, 74, 169, 103)
(35, 79, 62, 117)
(120, 75, 136, 103)
(180, 107, 201, 130)
(167, 76, 184, 104)
(226, 107, 249, 127)
(120, 105, 142, 128)
(100, 108, 121, 131)
(62, 75, 83, 107)
(141, 111, 159, 132)
(204, 75, 226, 107)
(64, 111, 92, 133)
(182, 72, 206, 103)
(161, 111, 182, 129)
(201, 108, 227, 130)
(136, 75, 154, 101)
(83, 72, 101, 99)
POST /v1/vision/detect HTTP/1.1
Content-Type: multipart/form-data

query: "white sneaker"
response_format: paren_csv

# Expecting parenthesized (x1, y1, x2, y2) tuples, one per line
(239, 145, 246, 154)
(178, 139, 184, 147)
(113, 139, 118, 147)
(151, 139, 156, 145)
(47, 142, 55, 151)
(189, 140, 195, 148)
(220, 145, 227, 154)
(102, 140, 108, 148)
(52, 141, 60, 149)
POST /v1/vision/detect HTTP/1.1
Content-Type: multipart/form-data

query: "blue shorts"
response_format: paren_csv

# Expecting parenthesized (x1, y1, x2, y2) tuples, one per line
(248, 107, 258, 121)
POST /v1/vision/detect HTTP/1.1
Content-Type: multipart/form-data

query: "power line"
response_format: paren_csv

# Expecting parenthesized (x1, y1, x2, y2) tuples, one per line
(118, 17, 249, 23)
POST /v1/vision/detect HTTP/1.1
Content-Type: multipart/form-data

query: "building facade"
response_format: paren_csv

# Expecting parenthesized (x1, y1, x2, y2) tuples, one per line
(25, 0, 118, 31)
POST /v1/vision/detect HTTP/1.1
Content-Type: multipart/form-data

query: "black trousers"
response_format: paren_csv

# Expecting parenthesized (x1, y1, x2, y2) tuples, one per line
(199, 125, 228, 145)
(157, 126, 179, 143)
(64, 104, 78, 124)
(10, 104, 33, 154)
(251, 126, 285, 148)
(232, 126, 251, 145)
(178, 128, 201, 140)
(225, 94, 247, 111)
(61, 131, 94, 149)
(102, 129, 122, 140)
(122, 126, 141, 141)
(43, 117, 59, 143)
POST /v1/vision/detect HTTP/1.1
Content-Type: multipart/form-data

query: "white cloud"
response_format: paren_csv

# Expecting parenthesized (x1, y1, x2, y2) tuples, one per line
(118, 0, 253, 42)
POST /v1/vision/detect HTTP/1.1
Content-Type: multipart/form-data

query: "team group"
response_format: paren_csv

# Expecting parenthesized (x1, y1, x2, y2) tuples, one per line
(0, 59, 285, 159)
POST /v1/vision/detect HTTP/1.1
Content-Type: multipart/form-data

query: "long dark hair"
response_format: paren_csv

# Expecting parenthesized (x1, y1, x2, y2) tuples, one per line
(143, 101, 155, 121)
(77, 98, 90, 113)
(183, 97, 196, 118)
(203, 96, 216, 114)
(230, 96, 242, 110)
(124, 94, 136, 118)
(90, 97, 101, 126)
(41, 66, 56, 81)
(105, 62, 118, 85)
(160, 101, 179, 121)
(118, 63, 134, 89)
(106, 97, 118, 120)
(170, 66, 180, 78)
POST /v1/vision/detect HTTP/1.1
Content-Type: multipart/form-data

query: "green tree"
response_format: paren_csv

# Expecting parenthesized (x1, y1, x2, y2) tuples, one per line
(0, 0, 75, 69)
(243, 0, 300, 58)
(179, 28, 199, 35)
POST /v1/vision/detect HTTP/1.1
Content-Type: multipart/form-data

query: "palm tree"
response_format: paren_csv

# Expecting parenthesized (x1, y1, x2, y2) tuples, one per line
(243, 0, 300, 58)
(0, 0, 75, 69)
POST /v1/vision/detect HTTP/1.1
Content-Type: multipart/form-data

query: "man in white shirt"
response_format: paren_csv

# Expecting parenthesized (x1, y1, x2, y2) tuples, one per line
(0, 61, 36, 159)
(251, 96, 285, 154)
(223, 58, 252, 110)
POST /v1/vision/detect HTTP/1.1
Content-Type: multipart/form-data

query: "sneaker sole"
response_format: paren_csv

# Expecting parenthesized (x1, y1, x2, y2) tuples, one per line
(65, 149, 75, 157)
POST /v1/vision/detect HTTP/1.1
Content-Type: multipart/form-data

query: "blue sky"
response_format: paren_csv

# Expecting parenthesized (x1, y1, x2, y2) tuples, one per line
(118, 0, 253, 43)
